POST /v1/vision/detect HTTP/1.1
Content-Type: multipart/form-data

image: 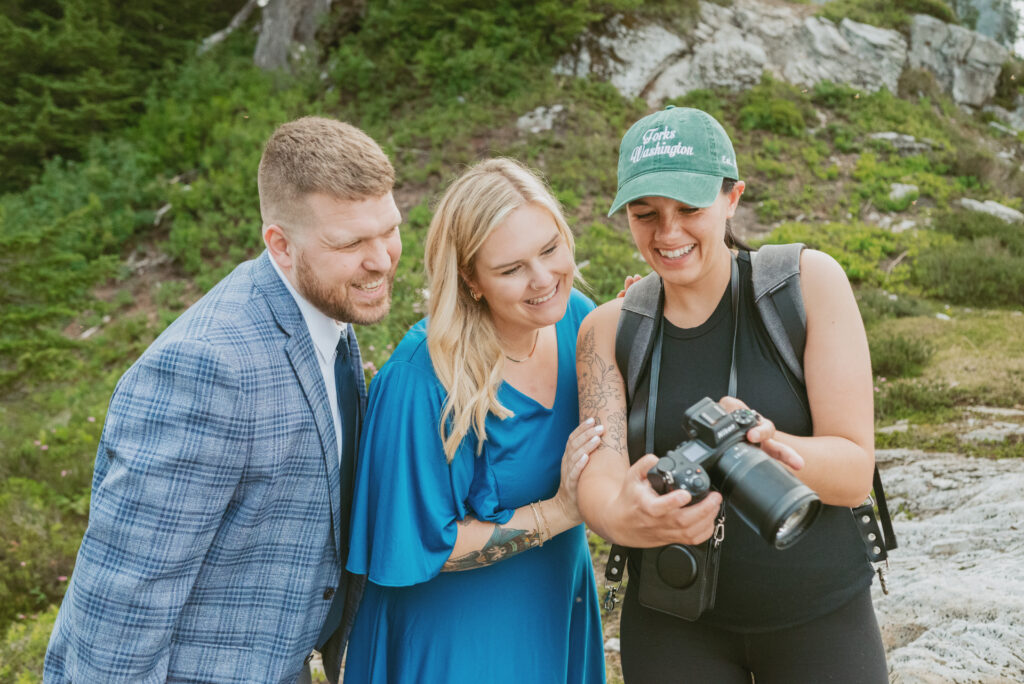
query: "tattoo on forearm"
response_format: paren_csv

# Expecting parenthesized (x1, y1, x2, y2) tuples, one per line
(577, 328, 628, 453)
(442, 524, 542, 572)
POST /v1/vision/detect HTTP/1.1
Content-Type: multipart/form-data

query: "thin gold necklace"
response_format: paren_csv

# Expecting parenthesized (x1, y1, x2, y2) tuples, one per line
(503, 330, 540, 363)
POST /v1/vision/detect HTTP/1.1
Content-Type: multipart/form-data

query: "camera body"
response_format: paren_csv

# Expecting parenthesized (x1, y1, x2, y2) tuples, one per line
(646, 400, 758, 500)
(638, 397, 822, 621)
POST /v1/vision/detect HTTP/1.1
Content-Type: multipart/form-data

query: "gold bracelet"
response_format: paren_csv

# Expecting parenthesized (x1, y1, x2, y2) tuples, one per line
(537, 500, 553, 542)
(529, 502, 545, 545)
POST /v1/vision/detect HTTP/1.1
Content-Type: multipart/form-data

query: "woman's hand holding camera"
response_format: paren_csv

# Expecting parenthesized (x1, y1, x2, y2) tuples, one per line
(606, 454, 722, 548)
(717, 396, 805, 471)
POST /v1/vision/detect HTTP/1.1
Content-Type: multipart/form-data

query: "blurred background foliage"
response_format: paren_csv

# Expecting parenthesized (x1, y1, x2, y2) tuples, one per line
(1, 0, 1022, 679)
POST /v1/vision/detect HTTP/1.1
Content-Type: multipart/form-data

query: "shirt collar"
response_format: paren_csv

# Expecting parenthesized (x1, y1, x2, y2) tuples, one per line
(269, 253, 347, 362)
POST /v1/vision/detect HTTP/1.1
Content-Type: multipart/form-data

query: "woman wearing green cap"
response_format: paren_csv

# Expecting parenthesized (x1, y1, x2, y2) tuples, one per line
(575, 107, 887, 681)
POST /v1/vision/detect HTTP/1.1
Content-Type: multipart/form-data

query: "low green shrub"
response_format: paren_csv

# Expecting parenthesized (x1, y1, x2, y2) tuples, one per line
(897, 68, 944, 100)
(868, 332, 934, 378)
(874, 378, 961, 423)
(739, 95, 806, 137)
(576, 222, 647, 303)
(0, 478, 87, 630)
(811, 81, 862, 110)
(0, 604, 58, 683)
(993, 61, 1024, 109)
(669, 89, 728, 124)
(912, 238, 1024, 306)
(734, 75, 819, 137)
(857, 288, 933, 326)
(813, 83, 957, 153)
(931, 209, 1024, 256)
(758, 221, 916, 286)
(326, 0, 648, 118)
(949, 144, 1002, 189)
(851, 150, 956, 210)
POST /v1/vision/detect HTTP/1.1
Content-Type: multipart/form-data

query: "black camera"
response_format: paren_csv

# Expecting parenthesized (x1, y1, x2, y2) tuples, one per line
(648, 396, 821, 549)
(638, 397, 822, 621)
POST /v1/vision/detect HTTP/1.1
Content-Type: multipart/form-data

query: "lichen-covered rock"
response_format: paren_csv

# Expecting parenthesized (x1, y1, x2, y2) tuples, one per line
(647, 1, 907, 104)
(869, 132, 936, 155)
(908, 14, 1010, 107)
(555, 0, 1012, 109)
(516, 105, 566, 134)
(552, 16, 687, 99)
(957, 197, 1024, 223)
(873, 448, 1024, 683)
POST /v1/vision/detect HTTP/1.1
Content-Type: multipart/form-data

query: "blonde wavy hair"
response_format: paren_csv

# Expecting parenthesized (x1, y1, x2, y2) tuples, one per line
(425, 158, 578, 462)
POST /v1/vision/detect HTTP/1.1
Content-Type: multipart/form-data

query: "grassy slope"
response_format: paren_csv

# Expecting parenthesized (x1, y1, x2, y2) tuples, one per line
(2, 1, 1023, 680)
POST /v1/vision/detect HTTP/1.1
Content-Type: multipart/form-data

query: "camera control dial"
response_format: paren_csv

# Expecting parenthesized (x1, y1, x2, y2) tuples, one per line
(648, 457, 711, 503)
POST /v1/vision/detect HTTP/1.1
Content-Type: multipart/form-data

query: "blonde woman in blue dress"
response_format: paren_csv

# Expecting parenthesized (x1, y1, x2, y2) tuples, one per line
(345, 158, 606, 683)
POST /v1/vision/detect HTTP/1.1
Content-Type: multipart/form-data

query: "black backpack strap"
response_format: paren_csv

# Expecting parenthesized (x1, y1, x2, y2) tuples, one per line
(614, 273, 664, 404)
(606, 273, 663, 611)
(751, 243, 897, 561)
(751, 243, 806, 385)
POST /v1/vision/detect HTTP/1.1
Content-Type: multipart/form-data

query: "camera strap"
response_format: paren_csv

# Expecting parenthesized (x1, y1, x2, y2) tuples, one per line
(604, 256, 739, 611)
(608, 246, 899, 604)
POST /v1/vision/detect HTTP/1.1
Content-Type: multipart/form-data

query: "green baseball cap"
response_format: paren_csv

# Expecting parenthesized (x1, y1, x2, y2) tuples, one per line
(609, 106, 739, 216)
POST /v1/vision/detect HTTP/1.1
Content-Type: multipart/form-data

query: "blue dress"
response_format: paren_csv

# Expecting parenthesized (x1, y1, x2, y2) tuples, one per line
(345, 289, 605, 683)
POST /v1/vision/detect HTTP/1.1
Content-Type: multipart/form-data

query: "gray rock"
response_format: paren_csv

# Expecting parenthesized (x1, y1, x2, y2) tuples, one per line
(553, 16, 687, 99)
(989, 120, 1018, 135)
(889, 183, 920, 202)
(516, 105, 566, 134)
(872, 449, 1024, 682)
(879, 419, 911, 434)
(646, 2, 907, 104)
(554, 1, 1014, 111)
(647, 7, 767, 100)
(962, 421, 1024, 442)
(957, 197, 1024, 223)
(868, 132, 935, 155)
(949, 0, 1021, 49)
(967, 406, 1024, 417)
(909, 14, 1010, 107)
(983, 103, 1024, 133)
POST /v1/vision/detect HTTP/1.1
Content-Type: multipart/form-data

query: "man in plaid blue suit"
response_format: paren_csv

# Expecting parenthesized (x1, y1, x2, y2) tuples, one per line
(45, 117, 403, 683)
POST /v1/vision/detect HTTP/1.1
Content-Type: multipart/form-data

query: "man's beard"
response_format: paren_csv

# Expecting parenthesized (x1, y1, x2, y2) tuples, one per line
(293, 252, 394, 325)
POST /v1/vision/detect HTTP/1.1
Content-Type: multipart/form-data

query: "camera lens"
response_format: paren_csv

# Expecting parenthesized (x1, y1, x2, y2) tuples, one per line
(774, 499, 818, 548)
(713, 443, 821, 549)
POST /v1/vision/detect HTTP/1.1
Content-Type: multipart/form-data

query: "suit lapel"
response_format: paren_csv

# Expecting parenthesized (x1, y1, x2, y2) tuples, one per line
(252, 252, 343, 562)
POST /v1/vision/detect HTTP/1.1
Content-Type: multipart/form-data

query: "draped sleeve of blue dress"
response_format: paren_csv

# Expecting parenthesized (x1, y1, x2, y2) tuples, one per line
(345, 289, 605, 684)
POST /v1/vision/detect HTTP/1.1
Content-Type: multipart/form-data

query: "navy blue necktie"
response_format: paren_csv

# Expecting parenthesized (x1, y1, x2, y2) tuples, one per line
(334, 330, 360, 478)
(317, 328, 361, 649)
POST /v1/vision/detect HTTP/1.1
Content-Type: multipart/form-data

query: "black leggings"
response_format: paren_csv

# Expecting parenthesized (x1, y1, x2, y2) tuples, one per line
(619, 582, 888, 683)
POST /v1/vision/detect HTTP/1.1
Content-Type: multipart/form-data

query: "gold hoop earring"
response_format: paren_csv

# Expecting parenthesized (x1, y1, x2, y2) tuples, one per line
(470, 289, 481, 302)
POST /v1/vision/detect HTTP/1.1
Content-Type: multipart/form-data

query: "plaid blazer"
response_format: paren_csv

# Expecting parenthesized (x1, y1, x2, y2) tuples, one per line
(45, 252, 366, 683)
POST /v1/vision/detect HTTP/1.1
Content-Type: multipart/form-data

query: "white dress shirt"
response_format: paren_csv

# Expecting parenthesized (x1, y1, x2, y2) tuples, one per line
(270, 255, 346, 462)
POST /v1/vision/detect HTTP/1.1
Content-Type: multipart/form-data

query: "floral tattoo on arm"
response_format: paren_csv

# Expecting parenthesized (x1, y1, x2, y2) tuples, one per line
(577, 327, 627, 454)
(442, 523, 542, 572)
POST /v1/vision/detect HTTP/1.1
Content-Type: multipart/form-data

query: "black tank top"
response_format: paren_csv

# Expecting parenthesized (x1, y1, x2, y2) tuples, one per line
(628, 251, 872, 632)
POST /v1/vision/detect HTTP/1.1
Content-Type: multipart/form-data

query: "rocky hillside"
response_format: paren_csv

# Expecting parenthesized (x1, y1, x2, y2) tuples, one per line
(556, 0, 1023, 124)
(1, 1, 1022, 681)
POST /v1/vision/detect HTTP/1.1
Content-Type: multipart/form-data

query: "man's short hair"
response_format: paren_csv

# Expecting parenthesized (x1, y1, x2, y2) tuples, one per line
(258, 116, 395, 230)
